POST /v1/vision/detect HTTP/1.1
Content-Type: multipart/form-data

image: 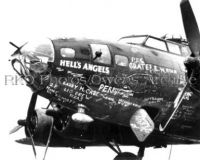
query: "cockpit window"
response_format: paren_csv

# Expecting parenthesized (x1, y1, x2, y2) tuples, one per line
(145, 37, 167, 51)
(180, 45, 191, 57)
(60, 48, 75, 58)
(167, 42, 181, 55)
(90, 44, 111, 65)
(115, 55, 128, 67)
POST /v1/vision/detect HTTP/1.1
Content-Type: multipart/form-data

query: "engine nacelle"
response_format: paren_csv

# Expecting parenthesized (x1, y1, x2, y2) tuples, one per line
(25, 109, 53, 145)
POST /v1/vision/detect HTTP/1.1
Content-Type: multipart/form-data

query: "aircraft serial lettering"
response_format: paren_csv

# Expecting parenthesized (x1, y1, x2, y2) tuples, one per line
(60, 60, 110, 74)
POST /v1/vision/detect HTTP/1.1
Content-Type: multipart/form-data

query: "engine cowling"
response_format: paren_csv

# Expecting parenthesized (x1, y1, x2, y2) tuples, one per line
(184, 57, 200, 96)
(25, 109, 53, 145)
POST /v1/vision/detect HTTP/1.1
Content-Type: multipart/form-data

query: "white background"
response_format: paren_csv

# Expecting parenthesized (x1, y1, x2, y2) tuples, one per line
(0, 0, 200, 159)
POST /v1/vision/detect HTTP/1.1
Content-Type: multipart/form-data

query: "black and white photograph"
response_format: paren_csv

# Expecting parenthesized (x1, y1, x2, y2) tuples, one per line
(1, 0, 200, 159)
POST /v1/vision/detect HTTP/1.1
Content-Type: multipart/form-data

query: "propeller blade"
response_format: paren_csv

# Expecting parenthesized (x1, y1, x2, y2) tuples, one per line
(10, 42, 27, 56)
(43, 118, 54, 160)
(27, 127, 37, 159)
(9, 42, 20, 49)
(27, 93, 38, 122)
(159, 83, 189, 131)
(9, 125, 23, 134)
(11, 50, 20, 57)
(180, 0, 200, 56)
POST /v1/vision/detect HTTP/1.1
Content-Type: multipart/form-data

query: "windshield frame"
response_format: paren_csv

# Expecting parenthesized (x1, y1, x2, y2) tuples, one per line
(118, 35, 148, 45)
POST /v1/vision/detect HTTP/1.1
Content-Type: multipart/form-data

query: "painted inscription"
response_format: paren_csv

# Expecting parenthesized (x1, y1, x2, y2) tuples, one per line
(183, 92, 192, 100)
(60, 60, 110, 74)
(46, 83, 76, 104)
(129, 57, 177, 74)
(98, 84, 133, 98)
(118, 99, 140, 108)
(144, 97, 164, 104)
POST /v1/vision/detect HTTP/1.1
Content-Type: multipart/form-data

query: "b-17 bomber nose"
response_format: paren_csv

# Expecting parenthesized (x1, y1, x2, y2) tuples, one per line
(10, 38, 55, 91)
(20, 38, 55, 74)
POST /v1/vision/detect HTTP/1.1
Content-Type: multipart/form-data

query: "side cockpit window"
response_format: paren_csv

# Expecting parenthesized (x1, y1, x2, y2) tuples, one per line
(60, 48, 75, 58)
(145, 37, 167, 51)
(115, 55, 128, 67)
(90, 44, 111, 65)
(167, 42, 181, 55)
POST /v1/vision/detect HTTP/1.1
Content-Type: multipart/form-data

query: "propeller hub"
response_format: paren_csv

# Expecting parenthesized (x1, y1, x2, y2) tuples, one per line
(17, 119, 27, 126)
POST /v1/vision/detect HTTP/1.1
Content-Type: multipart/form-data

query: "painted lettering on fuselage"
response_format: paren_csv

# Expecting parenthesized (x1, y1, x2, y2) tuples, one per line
(118, 99, 140, 108)
(144, 97, 164, 104)
(129, 57, 177, 74)
(82, 63, 110, 74)
(98, 84, 133, 98)
(183, 91, 193, 100)
(59, 60, 110, 74)
(60, 60, 82, 69)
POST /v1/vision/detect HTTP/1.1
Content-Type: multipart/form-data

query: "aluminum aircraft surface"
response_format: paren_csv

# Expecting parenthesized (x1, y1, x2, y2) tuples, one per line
(9, 0, 200, 159)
